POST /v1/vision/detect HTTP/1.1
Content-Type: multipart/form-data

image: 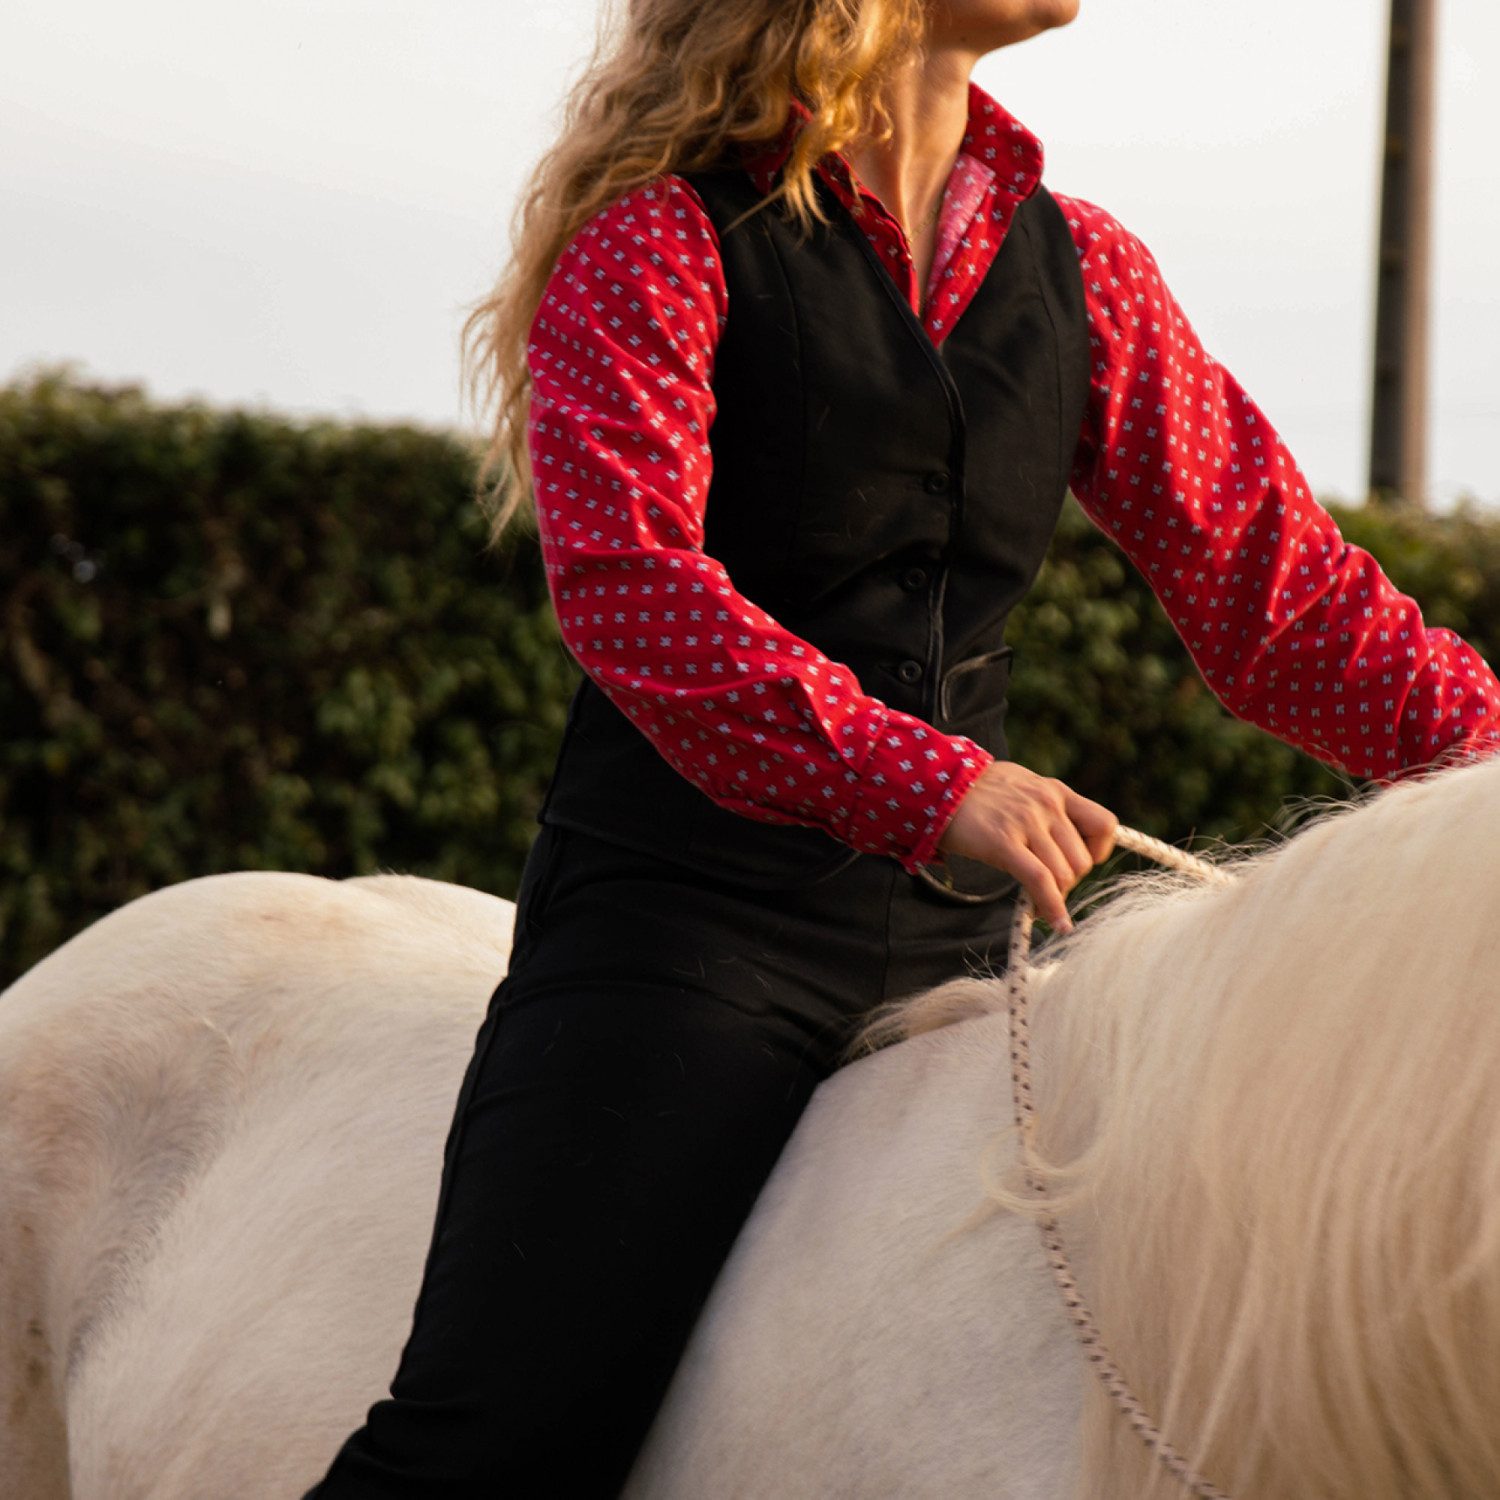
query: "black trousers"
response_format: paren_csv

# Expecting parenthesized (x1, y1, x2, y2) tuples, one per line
(306, 824, 1014, 1498)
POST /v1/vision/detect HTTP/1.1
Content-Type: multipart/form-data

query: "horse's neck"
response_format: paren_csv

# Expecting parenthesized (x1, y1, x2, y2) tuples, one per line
(629, 1009, 1084, 1499)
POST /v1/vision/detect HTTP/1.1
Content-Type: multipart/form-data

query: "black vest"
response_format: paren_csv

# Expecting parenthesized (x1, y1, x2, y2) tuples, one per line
(540, 169, 1091, 889)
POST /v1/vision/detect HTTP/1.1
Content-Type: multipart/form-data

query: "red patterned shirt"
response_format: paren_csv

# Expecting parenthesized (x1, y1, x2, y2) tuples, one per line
(526, 85, 1500, 871)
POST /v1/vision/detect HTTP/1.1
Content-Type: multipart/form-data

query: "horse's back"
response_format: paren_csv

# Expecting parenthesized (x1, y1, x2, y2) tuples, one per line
(0, 872, 511, 1500)
(627, 1007, 1083, 1499)
(3, 871, 1082, 1499)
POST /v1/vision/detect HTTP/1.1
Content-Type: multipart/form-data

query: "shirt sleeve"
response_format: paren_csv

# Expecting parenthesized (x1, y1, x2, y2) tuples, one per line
(1055, 193, 1500, 779)
(527, 177, 991, 869)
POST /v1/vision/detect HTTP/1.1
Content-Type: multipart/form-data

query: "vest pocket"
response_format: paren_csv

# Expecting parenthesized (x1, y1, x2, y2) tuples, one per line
(939, 647, 1013, 726)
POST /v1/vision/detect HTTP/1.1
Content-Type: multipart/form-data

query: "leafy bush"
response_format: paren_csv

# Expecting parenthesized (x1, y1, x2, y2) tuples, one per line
(0, 371, 576, 986)
(3, 371, 1497, 984)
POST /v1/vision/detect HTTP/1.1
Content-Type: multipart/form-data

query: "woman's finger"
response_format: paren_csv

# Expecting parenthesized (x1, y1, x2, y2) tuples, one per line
(1048, 812, 1095, 885)
(1005, 847, 1072, 933)
(1066, 791, 1119, 864)
(1026, 822, 1082, 900)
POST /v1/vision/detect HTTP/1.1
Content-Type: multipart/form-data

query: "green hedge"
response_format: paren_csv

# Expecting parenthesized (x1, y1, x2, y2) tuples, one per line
(3, 371, 1497, 984)
(0, 372, 577, 986)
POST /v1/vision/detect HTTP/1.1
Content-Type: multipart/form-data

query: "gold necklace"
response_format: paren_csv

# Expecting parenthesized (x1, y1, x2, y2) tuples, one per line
(904, 190, 944, 243)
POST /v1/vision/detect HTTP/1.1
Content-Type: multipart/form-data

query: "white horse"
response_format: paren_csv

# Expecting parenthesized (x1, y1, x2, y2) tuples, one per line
(5, 757, 1500, 1499)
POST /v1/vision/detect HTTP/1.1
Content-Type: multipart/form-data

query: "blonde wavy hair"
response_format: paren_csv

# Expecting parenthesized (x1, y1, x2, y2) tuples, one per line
(462, 0, 927, 537)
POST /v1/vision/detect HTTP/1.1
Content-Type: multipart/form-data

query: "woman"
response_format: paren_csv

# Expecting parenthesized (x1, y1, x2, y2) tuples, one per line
(309, 0, 1500, 1494)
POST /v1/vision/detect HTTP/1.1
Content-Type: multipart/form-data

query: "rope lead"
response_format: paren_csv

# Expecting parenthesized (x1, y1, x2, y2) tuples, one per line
(1008, 826, 1234, 1500)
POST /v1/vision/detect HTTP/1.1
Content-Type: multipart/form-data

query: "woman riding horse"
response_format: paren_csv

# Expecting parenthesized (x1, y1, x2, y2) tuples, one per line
(307, 1, 1500, 1494)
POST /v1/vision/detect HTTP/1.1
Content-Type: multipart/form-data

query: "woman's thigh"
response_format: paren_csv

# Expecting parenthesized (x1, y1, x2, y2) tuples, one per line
(310, 828, 1016, 1497)
(310, 830, 877, 1498)
(384, 995, 819, 1492)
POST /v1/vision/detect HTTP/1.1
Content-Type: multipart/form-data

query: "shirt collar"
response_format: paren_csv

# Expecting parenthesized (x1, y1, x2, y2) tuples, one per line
(742, 82, 1044, 208)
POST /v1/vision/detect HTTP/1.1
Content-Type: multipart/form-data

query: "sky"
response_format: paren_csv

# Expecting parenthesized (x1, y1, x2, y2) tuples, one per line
(5, 0, 1499, 506)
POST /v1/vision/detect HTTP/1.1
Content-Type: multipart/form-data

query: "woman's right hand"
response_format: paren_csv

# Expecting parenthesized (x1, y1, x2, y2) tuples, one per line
(938, 762, 1117, 933)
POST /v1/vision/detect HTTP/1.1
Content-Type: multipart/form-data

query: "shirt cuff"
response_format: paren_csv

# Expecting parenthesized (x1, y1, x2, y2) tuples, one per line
(832, 714, 994, 871)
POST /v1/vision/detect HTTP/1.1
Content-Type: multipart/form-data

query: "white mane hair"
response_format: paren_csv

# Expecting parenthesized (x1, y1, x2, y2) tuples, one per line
(884, 756, 1500, 1499)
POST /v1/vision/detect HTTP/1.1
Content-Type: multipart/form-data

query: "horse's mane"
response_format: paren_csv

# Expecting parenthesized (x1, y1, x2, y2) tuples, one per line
(895, 759, 1500, 1498)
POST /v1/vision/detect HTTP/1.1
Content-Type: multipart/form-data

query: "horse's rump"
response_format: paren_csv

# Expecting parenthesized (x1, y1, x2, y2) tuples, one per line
(0, 872, 511, 1499)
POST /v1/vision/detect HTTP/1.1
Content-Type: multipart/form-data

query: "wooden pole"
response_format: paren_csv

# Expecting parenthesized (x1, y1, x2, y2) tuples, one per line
(1369, 0, 1438, 507)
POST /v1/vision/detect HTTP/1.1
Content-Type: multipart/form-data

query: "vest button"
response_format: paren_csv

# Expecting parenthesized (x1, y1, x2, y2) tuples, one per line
(900, 567, 930, 592)
(923, 470, 951, 495)
(896, 659, 925, 685)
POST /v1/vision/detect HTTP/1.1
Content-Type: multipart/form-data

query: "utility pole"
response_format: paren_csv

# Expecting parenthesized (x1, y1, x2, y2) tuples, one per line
(1369, 0, 1438, 507)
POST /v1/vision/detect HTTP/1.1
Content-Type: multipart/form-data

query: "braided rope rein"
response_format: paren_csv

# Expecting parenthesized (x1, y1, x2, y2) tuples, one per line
(1007, 825, 1237, 1500)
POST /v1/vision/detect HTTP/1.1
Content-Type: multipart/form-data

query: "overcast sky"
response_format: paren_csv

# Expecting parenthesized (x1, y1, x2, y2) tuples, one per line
(5, 0, 1499, 505)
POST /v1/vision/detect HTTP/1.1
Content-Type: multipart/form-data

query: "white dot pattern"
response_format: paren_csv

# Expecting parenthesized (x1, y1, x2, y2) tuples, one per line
(527, 176, 986, 868)
(526, 86, 1500, 872)
(1058, 191, 1500, 777)
(743, 84, 1042, 338)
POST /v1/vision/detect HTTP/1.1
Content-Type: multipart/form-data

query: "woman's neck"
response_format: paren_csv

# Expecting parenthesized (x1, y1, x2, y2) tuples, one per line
(843, 48, 976, 303)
